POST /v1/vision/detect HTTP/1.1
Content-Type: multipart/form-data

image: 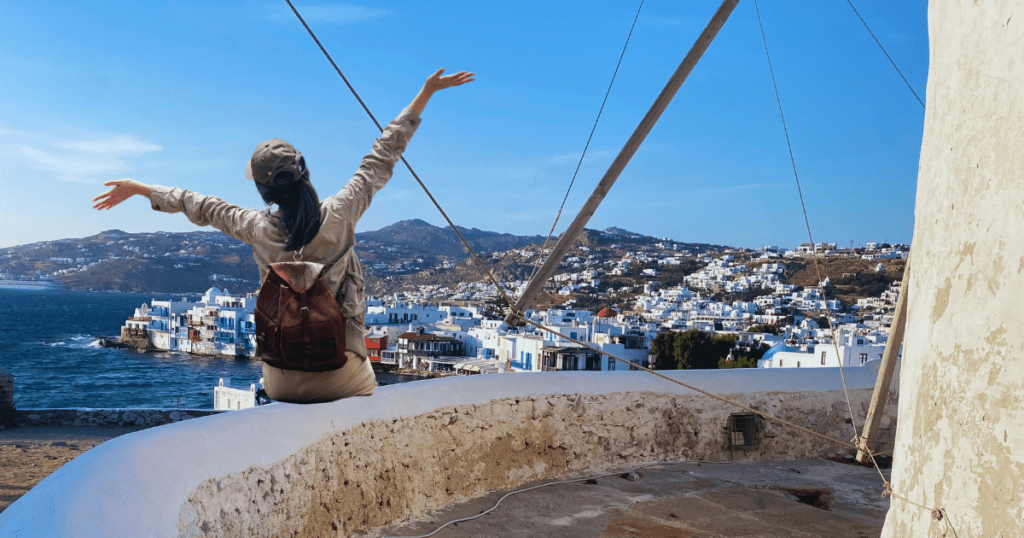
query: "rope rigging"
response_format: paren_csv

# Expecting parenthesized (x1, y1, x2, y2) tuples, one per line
(281, 0, 866, 450)
(752, 1, 956, 533)
(845, 0, 926, 110)
(280, 0, 938, 528)
(752, 0, 868, 472)
(527, 0, 645, 284)
(283, 0, 518, 317)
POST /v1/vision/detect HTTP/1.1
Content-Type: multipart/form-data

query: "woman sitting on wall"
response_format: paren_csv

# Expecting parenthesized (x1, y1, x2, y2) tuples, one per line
(92, 68, 474, 403)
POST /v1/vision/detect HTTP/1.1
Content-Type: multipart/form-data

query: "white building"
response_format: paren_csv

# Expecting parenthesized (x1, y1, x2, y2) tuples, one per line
(758, 326, 893, 369)
(123, 287, 257, 358)
(365, 301, 448, 325)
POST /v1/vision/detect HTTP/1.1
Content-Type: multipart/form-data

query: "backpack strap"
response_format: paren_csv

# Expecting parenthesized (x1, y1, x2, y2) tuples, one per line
(299, 291, 311, 345)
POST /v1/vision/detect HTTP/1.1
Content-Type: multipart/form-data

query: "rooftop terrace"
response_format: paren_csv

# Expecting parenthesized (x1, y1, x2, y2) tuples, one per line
(0, 366, 896, 537)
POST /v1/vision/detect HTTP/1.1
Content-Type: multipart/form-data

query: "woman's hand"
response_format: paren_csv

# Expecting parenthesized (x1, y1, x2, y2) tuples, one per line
(92, 179, 152, 210)
(424, 68, 475, 93)
(410, 68, 475, 116)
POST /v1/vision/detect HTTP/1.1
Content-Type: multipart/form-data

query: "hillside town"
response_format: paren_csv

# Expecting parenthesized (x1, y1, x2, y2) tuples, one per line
(118, 238, 908, 374)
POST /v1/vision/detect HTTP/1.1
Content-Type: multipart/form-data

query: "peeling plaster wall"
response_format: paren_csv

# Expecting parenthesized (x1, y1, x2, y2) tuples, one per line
(179, 389, 887, 538)
(881, 1, 1024, 537)
(0, 368, 890, 537)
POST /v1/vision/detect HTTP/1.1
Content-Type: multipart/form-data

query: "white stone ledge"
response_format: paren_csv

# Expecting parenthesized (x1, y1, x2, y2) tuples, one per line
(0, 367, 889, 538)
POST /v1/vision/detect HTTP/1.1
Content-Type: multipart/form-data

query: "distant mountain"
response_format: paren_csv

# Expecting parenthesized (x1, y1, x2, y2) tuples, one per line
(601, 227, 639, 237)
(356, 219, 548, 258)
(0, 230, 259, 294)
(0, 223, 725, 294)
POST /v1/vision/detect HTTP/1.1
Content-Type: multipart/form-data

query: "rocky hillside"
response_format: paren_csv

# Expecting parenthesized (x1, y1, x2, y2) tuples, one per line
(1, 223, 721, 295)
(355, 219, 548, 258)
(0, 230, 259, 294)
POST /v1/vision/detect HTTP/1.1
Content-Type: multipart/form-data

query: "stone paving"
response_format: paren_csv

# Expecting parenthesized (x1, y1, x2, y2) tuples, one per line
(358, 459, 890, 538)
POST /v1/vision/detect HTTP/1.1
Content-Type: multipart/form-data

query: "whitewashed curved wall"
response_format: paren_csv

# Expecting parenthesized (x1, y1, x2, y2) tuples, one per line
(882, 1, 1024, 536)
(0, 368, 889, 537)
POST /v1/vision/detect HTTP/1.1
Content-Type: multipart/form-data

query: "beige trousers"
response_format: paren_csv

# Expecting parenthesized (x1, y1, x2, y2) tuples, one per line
(261, 352, 377, 404)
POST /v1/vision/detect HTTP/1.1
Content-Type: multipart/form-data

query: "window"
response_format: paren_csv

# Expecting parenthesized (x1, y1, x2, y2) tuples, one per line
(857, 339, 864, 345)
(821, 351, 827, 365)
(860, 353, 868, 364)
(779, 359, 783, 367)
(797, 361, 801, 368)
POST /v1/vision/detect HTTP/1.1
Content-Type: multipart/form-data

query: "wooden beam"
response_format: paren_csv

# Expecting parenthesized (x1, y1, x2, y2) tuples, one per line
(856, 255, 911, 462)
(505, 0, 741, 324)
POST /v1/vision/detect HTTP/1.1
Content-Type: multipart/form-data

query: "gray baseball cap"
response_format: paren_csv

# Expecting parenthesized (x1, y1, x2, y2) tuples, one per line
(245, 138, 308, 187)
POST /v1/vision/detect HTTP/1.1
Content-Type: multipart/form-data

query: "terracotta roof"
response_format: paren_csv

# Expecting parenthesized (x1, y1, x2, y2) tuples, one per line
(596, 307, 616, 318)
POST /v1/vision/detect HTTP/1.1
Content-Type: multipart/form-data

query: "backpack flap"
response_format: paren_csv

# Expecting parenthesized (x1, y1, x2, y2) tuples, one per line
(267, 262, 327, 293)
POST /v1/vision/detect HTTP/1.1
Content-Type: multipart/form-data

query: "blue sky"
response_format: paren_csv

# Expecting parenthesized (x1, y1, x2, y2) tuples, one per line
(0, 0, 928, 249)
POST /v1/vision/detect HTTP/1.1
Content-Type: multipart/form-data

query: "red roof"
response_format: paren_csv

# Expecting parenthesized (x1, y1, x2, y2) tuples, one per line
(597, 307, 616, 318)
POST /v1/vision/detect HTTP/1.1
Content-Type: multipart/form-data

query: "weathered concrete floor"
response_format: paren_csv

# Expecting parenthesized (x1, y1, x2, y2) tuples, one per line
(356, 459, 890, 538)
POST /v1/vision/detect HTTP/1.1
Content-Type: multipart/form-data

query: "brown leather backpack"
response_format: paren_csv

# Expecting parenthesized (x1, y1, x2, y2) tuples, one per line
(255, 262, 348, 372)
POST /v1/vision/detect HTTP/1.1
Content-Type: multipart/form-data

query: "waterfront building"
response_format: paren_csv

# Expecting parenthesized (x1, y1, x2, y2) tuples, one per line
(121, 287, 257, 358)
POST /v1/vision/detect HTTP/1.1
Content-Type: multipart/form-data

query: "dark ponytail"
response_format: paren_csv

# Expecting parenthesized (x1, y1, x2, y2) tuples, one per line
(256, 179, 322, 252)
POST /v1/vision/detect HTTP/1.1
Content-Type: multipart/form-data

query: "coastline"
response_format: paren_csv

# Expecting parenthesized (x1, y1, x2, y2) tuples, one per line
(5, 408, 223, 429)
(0, 284, 208, 297)
(0, 280, 61, 291)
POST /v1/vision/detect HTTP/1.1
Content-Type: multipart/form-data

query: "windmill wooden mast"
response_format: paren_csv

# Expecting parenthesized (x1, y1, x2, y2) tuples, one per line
(505, 0, 741, 324)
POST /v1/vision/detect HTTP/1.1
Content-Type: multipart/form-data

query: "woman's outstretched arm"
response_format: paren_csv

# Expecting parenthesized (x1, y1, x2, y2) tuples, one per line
(92, 179, 152, 210)
(93, 179, 261, 244)
(408, 68, 474, 116)
(327, 68, 474, 224)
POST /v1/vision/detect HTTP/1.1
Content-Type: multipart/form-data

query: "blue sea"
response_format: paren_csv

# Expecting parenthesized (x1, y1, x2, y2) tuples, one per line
(0, 288, 424, 409)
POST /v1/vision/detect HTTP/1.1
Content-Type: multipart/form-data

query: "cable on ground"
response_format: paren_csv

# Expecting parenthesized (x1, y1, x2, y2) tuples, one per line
(386, 460, 734, 538)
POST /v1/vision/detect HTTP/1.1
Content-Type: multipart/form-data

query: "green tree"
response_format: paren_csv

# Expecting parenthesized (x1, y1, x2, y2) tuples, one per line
(654, 330, 753, 370)
(673, 330, 735, 370)
(651, 332, 677, 370)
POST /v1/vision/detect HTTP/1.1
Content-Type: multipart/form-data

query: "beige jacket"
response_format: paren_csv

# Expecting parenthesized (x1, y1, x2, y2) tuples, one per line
(149, 107, 422, 361)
